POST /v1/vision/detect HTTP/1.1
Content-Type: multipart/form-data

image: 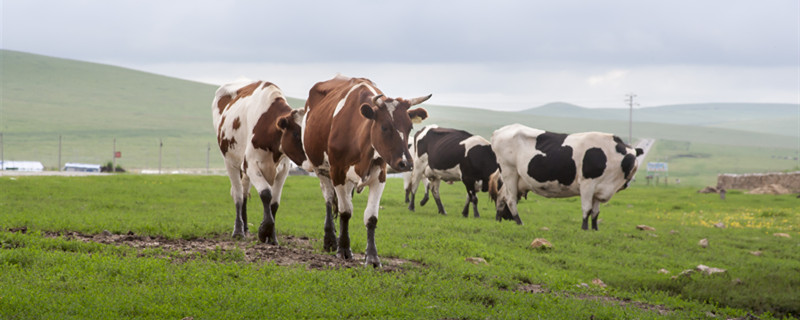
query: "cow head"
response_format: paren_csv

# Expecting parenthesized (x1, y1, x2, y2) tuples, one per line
(277, 108, 307, 167)
(619, 146, 643, 191)
(488, 170, 503, 203)
(360, 94, 430, 172)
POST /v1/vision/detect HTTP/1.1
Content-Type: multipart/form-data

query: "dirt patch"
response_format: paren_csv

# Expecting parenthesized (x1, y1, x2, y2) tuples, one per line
(41, 230, 415, 272)
(517, 283, 671, 316)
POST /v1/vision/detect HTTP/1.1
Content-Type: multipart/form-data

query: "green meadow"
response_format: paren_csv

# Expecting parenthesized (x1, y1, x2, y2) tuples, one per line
(2, 175, 798, 319)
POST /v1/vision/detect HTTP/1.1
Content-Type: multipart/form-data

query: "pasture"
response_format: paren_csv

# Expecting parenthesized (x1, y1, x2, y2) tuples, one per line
(1, 175, 798, 319)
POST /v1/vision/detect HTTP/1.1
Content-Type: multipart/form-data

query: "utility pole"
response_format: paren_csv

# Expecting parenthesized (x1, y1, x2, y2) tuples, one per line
(158, 138, 163, 174)
(58, 135, 62, 171)
(625, 93, 638, 145)
(112, 138, 116, 173)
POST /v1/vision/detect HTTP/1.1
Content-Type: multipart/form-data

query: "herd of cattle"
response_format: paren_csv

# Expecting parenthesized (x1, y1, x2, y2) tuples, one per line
(213, 75, 644, 267)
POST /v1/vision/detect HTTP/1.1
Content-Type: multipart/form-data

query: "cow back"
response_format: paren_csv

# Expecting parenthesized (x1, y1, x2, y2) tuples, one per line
(303, 76, 383, 168)
(417, 127, 473, 170)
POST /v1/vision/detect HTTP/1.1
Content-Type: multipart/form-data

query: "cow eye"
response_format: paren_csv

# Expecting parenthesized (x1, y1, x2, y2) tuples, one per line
(381, 125, 389, 132)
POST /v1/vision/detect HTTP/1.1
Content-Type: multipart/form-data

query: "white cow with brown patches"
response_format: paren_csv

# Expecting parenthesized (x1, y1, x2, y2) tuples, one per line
(212, 80, 305, 244)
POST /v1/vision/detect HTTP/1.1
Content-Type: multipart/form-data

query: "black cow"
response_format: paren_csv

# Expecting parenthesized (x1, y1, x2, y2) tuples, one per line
(406, 125, 499, 218)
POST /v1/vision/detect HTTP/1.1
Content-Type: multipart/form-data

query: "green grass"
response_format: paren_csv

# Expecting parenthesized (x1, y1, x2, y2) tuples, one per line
(641, 139, 800, 186)
(2, 175, 798, 319)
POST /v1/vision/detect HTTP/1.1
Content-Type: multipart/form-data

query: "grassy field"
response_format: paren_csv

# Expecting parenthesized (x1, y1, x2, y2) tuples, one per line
(643, 139, 800, 187)
(1, 175, 798, 319)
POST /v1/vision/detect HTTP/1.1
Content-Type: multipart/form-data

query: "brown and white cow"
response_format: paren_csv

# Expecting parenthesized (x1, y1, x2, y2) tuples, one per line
(302, 75, 429, 267)
(490, 123, 643, 230)
(212, 80, 305, 244)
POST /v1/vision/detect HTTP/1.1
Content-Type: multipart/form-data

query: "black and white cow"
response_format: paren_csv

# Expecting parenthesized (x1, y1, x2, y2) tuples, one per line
(406, 125, 499, 218)
(489, 123, 643, 230)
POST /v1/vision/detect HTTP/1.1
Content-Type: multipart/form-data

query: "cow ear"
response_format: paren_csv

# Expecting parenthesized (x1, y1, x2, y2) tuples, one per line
(407, 107, 428, 124)
(276, 115, 291, 131)
(360, 103, 377, 120)
(636, 148, 644, 156)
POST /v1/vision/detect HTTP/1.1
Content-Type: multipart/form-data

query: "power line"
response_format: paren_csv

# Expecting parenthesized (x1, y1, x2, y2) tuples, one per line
(625, 93, 639, 144)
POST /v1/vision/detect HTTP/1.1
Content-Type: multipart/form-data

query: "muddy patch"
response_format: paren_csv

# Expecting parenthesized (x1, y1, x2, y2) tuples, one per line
(39, 230, 415, 272)
(517, 283, 672, 316)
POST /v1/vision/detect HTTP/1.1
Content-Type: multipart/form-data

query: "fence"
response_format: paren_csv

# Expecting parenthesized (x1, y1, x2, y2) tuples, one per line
(717, 171, 800, 193)
(0, 133, 226, 174)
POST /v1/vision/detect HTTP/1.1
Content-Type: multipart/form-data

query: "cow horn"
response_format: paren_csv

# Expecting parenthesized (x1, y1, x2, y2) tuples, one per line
(407, 94, 432, 106)
(372, 94, 384, 106)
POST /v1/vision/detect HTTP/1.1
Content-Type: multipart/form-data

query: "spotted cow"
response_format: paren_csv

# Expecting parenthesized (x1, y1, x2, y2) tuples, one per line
(212, 80, 305, 243)
(489, 123, 643, 230)
(302, 75, 429, 267)
(405, 125, 499, 218)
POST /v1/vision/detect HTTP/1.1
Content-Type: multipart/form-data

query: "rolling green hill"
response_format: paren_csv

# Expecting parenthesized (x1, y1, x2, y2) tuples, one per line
(522, 102, 799, 137)
(1, 50, 798, 186)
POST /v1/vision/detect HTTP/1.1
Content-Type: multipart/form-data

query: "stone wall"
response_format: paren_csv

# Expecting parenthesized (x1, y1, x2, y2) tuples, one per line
(717, 171, 800, 192)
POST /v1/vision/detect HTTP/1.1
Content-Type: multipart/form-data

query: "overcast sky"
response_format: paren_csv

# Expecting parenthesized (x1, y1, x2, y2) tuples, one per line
(2, 0, 799, 110)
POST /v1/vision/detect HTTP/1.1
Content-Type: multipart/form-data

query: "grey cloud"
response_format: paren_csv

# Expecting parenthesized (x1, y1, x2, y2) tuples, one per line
(2, 0, 798, 67)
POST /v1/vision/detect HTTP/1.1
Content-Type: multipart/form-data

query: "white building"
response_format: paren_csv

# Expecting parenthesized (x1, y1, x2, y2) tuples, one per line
(0, 161, 45, 171)
(63, 162, 102, 172)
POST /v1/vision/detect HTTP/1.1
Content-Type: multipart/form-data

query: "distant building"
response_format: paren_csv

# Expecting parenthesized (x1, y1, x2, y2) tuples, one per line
(63, 162, 102, 173)
(0, 161, 44, 172)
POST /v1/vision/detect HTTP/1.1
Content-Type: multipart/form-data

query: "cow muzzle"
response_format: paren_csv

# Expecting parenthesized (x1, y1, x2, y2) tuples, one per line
(394, 159, 412, 172)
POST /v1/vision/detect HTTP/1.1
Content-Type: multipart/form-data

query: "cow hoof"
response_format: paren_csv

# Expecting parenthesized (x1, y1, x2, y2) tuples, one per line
(337, 247, 353, 260)
(407, 205, 415, 212)
(365, 255, 382, 268)
(323, 235, 338, 252)
(231, 231, 246, 240)
(258, 222, 275, 244)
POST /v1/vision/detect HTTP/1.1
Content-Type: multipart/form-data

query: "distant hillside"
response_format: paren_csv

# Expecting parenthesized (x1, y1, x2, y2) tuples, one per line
(421, 104, 795, 149)
(0, 50, 303, 170)
(522, 102, 799, 137)
(1, 50, 797, 185)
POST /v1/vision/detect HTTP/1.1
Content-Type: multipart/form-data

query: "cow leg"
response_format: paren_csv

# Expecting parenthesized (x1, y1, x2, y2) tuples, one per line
(268, 158, 292, 227)
(224, 163, 248, 239)
(240, 173, 251, 235)
(462, 180, 480, 218)
(408, 191, 416, 212)
(461, 192, 471, 218)
(318, 174, 338, 252)
(246, 157, 279, 245)
(407, 165, 425, 211)
(472, 192, 480, 218)
(364, 178, 386, 268)
(580, 189, 595, 231)
(591, 199, 601, 231)
(430, 179, 446, 215)
(403, 172, 412, 204)
(334, 181, 355, 260)
(256, 188, 276, 244)
(419, 180, 431, 206)
(496, 172, 523, 225)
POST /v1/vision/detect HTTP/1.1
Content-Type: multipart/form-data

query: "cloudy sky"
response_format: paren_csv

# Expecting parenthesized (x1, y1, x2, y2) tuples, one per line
(2, 0, 799, 110)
